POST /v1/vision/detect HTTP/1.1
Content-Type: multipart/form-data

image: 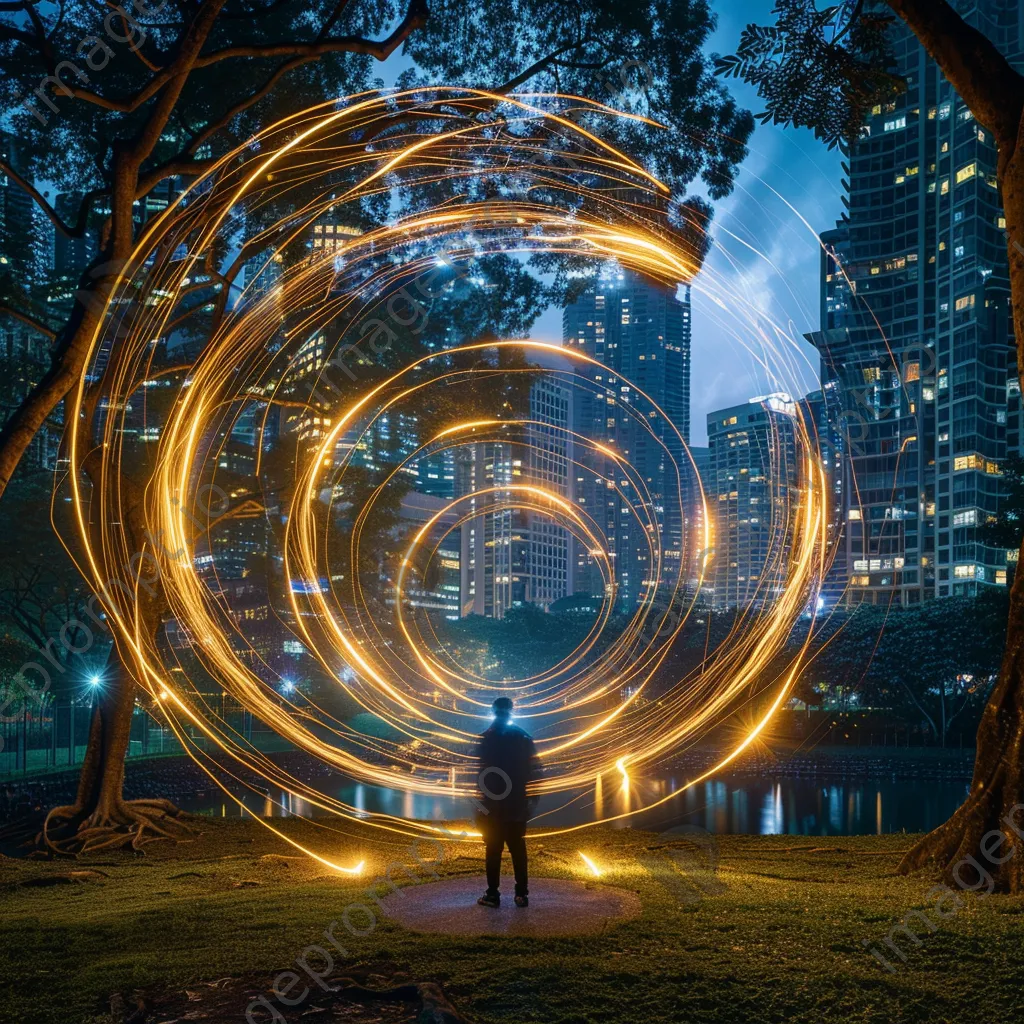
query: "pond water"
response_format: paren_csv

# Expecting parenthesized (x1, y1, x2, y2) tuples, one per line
(178, 773, 970, 836)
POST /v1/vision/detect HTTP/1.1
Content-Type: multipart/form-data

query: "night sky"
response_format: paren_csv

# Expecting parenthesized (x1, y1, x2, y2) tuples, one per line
(690, 1, 846, 442)
(531, 1, 847, 444)
(379, 1, 847, 445)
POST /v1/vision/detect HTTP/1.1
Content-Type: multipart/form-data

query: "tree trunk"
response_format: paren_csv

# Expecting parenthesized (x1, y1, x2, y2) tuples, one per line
(38, 655, 188, 855)
(898, 146, 1024, 890)
(37, 463, 187, 856)
(73, 662, 136, 822)
(898, 560, 1024, 888)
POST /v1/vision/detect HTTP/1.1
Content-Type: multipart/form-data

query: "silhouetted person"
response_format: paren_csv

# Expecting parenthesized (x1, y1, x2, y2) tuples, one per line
(475, 696, 539, 908)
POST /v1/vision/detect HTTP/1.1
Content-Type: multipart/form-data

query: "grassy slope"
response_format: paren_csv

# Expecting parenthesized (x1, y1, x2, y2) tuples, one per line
(2, 818, 1022, 1024)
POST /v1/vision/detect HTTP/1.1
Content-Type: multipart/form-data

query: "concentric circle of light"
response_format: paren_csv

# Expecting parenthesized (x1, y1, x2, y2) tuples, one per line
(64, 90, 832, 866)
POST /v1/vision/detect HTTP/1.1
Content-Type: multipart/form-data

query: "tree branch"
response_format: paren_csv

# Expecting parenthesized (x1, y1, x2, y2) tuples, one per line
(886, 0, 1024, 145)
(0, 286, 105, 496)
(183, 54, 318, 156)
(0, 162, 106, 238)
(193, 0, 427, 67)
(494, 37, 596, 93)
(135, 156, 221, 198)
(122, 0, 231, 170)
(0, 304, 57, 340)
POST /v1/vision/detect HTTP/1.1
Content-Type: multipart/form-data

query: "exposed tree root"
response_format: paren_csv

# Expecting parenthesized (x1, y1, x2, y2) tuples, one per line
(897, 626, 1024, 893)
(37, 798, 195, 857)
(898, 779, 1024, 892)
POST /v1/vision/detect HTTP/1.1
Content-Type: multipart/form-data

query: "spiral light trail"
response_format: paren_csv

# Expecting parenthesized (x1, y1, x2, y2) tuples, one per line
(63, 89, 833, 869)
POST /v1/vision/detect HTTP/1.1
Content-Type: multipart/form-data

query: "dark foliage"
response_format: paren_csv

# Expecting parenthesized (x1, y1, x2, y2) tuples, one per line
(715, 0, 903, 147)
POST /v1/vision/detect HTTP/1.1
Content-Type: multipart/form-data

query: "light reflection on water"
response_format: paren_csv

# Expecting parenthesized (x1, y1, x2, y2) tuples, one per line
(186, 773, 971, 836)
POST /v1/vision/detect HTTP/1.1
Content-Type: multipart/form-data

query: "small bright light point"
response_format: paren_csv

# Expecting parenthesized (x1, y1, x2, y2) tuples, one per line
(89, 675, 101, 686)
(578, 852, 602, 877)
(282, 679, 295, 693)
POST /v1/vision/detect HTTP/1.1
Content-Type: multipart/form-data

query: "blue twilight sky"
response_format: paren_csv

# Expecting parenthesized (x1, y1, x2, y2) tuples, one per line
(684, 0, 846, 444)
(378, 1, 848, 444)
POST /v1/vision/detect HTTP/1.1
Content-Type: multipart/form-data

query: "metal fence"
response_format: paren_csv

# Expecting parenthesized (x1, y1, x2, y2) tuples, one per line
(0, 700, 287, 776)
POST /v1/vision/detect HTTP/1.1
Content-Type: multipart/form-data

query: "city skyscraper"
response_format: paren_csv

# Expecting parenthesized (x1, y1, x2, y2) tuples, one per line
(452, 366, 577, 618)
(706, 395, 800, 611)
(1, 131, 62, 470)
(810, 1, 1024, 605)
(526, 374, 577, 609)
(456, 441, 528, 619)
(0, 131, 34, 285)
(563, 265, 691, 608)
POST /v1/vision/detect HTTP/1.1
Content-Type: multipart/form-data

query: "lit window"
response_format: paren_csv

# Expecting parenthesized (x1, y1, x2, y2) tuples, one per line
(956, 163, 977, 184)
(955, 294, 976, 312)
(848, 509, 862, 521)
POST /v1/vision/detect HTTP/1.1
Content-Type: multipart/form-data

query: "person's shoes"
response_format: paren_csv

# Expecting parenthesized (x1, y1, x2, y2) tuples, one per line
(514, 894, 529, 908)
(477, 892, 500, 907)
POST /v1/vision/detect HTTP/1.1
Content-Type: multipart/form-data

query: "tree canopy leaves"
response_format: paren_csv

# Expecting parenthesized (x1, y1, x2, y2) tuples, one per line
(715, 0, 902, 147)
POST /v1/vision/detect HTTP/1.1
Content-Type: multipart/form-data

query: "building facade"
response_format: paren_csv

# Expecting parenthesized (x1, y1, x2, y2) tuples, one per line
(706, 395, 800, 610)
(456, 441, 529, 619)
(563, 266, 692, 608)
(811, 1, 1024, 605)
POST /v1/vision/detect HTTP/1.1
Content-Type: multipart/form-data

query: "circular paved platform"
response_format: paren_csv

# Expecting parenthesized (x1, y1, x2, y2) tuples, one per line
(379, 876, 641, 937)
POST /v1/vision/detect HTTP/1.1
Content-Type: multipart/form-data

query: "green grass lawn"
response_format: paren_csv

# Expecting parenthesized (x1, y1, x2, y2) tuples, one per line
(2, 817, 1022, 1023)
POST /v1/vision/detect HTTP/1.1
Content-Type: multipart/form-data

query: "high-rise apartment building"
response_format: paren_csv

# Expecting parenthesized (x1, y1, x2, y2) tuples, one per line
(0, 131, 34, 285)
(456, 441, 529, 618)
(563, 266, 691, 608)
(706, 395, 800, 610)
(526, 374, 577, 608)
(810, 1, 1024, 605)
(0, 132, 62, 470)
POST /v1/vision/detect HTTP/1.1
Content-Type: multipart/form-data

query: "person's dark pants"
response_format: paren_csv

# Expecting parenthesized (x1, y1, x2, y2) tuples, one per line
(482, 818, 528, 898)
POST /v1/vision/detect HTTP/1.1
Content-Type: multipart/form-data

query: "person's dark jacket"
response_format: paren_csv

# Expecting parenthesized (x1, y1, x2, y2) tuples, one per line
(475, 721, 540, 823)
